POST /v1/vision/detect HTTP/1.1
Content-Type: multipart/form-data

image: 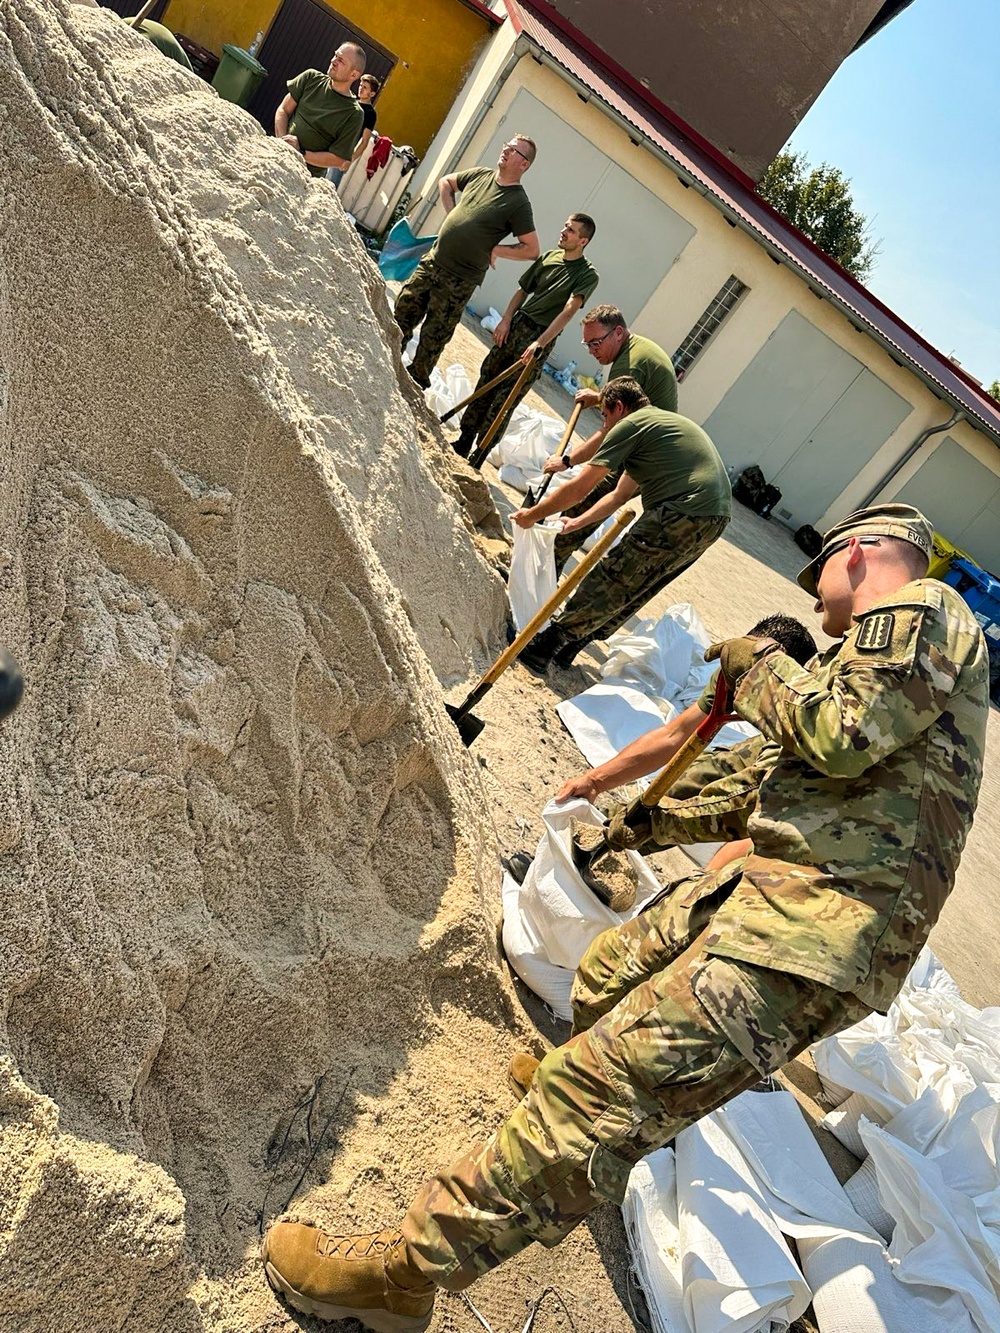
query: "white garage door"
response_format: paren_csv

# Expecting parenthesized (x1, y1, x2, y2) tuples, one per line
(896, 436, 1000, 575)
(702, 311, 912, 529)
(470, 89, 696, 370)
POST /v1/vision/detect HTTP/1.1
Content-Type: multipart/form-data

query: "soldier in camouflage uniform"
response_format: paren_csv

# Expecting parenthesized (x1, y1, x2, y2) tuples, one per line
(261, 503, 989, 1332)
(394, 138, 539, 388)
(514, 377, 731, 671)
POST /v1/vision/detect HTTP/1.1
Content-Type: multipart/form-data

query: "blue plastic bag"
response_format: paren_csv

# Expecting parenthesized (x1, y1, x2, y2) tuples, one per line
(378, 218, 437, 281)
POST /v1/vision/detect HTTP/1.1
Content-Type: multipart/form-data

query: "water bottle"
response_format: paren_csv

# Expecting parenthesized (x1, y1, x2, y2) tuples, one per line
(248, 30, 264, 56)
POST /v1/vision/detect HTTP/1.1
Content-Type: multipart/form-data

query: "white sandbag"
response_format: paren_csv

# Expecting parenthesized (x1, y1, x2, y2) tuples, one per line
(556, 684, 680, 773)
(844, 1157, 897, 1243)
(622, 1150, 689, 1333)
(861, 1120, 1000, 1331)
(500, 871, 574, 1020)
(823, 1090, 891, 1159)
(676, 1113, 811, 1332)
(580, 508, 636, 552)
(480, 306, 502, 332)
(422, 361, 472, 419)
(507, 521, 560, 633)
(500, 797, 661, 1015)
(487, 404, 568, 492)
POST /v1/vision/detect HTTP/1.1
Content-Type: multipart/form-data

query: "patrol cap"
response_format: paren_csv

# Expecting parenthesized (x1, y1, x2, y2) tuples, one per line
(797, 502, 933, 597)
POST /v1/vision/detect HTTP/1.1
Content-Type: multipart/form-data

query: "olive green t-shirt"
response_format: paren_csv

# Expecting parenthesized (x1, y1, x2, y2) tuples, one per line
(429, 167, 535, 283)
(518, 249, 599, 330)
(609, 333, 678, 412)
(593, 406, 731, 516)
(135, 20, 193, 69)
(287, 70, 364, 178)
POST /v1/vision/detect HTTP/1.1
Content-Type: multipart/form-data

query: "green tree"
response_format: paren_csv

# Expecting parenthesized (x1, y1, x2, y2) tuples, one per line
(758, 151, 880, 282)
(988, 379, 1000, 402)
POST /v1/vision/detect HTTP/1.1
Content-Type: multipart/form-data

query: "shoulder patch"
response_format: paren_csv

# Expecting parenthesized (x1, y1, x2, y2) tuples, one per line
(855, 611, 894, 652)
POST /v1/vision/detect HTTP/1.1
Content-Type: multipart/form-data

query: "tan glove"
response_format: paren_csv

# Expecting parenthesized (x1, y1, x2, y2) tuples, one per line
(605, 797, 653, 851)
(704, 635, 779, 696)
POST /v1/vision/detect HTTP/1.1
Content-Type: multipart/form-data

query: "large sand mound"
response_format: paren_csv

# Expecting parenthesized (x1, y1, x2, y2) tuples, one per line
(0, 5, 533, 1328)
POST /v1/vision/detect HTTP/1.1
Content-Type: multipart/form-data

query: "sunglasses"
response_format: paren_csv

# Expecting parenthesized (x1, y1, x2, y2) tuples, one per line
(503, 142, 531, 162)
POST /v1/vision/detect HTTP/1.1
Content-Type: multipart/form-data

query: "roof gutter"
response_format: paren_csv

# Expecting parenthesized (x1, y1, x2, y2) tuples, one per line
(521, 42, 1000, 449)
(860, 410, 963, 509)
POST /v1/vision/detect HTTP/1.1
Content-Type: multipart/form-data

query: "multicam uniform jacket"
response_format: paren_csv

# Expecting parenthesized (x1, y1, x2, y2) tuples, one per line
(648, 579, 989, 1012)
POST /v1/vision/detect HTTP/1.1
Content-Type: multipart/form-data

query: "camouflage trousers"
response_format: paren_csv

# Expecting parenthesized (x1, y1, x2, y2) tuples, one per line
(401, 861, 870, 1290)
(393, 257, 479, 388)
(552, 505, 729, 645)
(458, 310, 553, 445)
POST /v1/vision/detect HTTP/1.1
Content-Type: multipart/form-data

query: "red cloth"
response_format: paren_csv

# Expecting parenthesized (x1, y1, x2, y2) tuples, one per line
(366, 135, 393, 179)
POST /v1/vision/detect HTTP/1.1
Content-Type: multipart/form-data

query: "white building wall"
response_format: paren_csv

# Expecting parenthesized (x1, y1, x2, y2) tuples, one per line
(412, 49, 1000, 546)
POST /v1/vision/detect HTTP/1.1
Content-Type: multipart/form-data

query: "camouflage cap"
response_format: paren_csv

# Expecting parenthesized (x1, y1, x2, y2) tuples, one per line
(797, 502, 933, 596)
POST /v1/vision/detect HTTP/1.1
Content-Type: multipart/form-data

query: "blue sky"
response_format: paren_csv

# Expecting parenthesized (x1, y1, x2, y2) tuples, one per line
(785, 0, 1000, 387)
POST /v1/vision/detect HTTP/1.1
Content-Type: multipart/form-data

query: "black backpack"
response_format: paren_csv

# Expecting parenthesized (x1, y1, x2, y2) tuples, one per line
(733, 466, 782, 520)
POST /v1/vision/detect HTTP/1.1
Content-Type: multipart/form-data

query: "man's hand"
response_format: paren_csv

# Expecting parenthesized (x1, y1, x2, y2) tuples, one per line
(542, 453, 571, 476)
(575, 387, 600, 409)
(280, 134, 300, 148)
(520, 340, 542, 366)
(555, 772, 600, 803)
(605, 798, 653, 851)
(493, 317, 510, 347)
(511, 507, 539, 529)
(489, 245, 501, 270)
(704, 635, 780, 694)
(558, 515, 584, 535)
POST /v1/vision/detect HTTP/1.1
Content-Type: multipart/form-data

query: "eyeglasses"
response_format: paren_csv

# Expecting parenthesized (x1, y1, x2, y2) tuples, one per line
(582, 328, 616, 351)
(815, 536, 882, 579)
(503, 141, 531, 162)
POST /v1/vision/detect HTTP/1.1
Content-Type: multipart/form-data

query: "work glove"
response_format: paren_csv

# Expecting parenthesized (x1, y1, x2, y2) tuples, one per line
(605, 797, 653, 852)
(704, 635, 779, 697)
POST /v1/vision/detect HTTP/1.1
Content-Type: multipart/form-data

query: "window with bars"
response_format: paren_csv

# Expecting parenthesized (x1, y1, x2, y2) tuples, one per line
(673, 276, 748, 378)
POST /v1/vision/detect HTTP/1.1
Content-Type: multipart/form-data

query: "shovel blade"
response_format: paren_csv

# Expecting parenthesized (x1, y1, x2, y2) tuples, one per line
(445, 703, 485, 747)
(523, 486, 537, 509)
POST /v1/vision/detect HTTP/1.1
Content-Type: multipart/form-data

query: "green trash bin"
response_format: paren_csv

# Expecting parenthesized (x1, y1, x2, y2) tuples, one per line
(212, 44, 266, 108)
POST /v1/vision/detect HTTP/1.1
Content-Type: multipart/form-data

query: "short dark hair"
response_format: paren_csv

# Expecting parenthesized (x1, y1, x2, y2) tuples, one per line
(748, 614, 817, 666)
(570, 212, 596, 242)
(600, 376, 649, 414)
(512, 133, 537, 162)
(360, 73, 381, 95)
(583, 302, 625, 329)
(340, 42, 366, 74)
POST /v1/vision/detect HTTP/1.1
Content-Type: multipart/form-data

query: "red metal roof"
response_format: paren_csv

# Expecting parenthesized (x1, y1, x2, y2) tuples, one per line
(457, 0, 504, 24)
(505, 0, 1000, 443)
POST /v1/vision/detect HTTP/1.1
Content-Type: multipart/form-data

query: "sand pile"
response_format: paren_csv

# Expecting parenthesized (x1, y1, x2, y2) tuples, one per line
(0, 5, 530, 1328)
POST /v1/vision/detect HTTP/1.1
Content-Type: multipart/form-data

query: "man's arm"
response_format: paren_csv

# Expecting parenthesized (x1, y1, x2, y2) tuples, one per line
(275, 93, 297, 138)
(350, 127, 373, 163)
(438, 174, 461, 214)
(559, 472, 638, 533)
(735, 600, 973, 779)
(304, 148, 352, 170)
(490, 230, 541, 268)
(493, 288, 526, 348)
(543, 424, 606, 474)
(556, 701, 707, 802)
(520, 293, 585, 365)
(510, 461, 609, 528)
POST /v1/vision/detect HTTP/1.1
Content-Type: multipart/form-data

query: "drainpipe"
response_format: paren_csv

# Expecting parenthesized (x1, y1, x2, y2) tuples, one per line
(859, 410, 963, 509)
(412, 39, 529, 231)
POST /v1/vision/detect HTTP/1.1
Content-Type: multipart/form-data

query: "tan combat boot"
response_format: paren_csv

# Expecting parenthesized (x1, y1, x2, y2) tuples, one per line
(262, 1222, 435, 1332)
(508, 1051, 541, 1100)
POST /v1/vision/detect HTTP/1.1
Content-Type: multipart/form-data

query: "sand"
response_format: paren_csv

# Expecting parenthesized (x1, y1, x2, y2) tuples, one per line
(1, 6, 997, 1332)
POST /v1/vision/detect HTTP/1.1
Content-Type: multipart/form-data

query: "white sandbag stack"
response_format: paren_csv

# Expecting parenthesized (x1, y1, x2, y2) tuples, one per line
(507, 521, 560, 632)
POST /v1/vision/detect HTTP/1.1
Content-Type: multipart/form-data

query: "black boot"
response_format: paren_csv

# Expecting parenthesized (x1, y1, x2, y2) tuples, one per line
(552, 636, 588, 668)
(453, 431, 475, 459)
(502, 851, 534, 885)
(518, 624, 571, 672)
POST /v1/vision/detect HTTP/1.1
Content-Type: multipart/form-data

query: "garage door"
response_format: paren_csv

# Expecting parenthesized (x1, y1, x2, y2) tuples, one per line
(702, 311, 912, 529)
(471, 89, 696, 370)
(896, 436, 1000, 574)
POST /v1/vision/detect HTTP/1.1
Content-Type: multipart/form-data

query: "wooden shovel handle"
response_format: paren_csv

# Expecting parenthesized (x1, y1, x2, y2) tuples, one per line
(439, 359, 521, 423)
(469, 350, 545, 469)
(640, 672, 737, 806)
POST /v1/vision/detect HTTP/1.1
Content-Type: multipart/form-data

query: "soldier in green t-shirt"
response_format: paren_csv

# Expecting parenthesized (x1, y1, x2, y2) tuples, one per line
(452, 213, 600, 458)
(544, 303, 680, 569)
(275, 43, 366, 179)
(514, 375, 731, 670)
(394, 136, 540, 388)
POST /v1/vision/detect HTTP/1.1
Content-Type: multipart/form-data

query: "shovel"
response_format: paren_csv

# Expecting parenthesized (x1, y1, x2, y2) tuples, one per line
(469, 348, 545, 471)
(572, 671, 738, 897)
(446, 505, 636, 745)
(524, 402, 583, 509)
(438, 360, 522, 425)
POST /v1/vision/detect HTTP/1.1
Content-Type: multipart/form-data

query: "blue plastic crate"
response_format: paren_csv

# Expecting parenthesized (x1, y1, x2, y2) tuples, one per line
(944, 557, 1000, 648)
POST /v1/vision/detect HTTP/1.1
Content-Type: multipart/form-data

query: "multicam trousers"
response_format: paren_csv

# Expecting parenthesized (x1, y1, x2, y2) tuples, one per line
(401, 861, 870, 1289)
(458, 310, 553, 446)
(552, 505, 729, 646)
(393, 257, 479, 388)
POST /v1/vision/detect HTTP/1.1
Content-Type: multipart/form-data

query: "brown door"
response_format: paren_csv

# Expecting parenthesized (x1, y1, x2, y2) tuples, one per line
(250, 0, 396, 131)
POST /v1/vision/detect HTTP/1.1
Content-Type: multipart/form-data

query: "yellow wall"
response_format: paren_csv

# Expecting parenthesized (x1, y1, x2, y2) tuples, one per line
(162, 0, 494, 156)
